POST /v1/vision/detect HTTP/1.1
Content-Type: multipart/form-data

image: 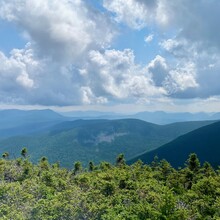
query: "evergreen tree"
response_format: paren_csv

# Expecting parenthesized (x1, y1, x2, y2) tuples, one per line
(116, 153, 125, 167)
(21, 147, 28, 158)
(73, 161, 82, 175)
(187, 153, 200, 172)
(39, 156, 49, 170)
(88, 161, 95, 171)
(2, 152, 9, 159)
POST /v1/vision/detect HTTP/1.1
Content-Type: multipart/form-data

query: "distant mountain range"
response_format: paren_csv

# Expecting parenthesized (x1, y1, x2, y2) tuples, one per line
(130, 111, 220, 124)
(0, 109, 216, 168)
(0, 109, 65, 128)
(0, 109, 219, 168)
(60, 110, 220, 124)
(128, 121, 220, 168)
(0, 109, 72, 138)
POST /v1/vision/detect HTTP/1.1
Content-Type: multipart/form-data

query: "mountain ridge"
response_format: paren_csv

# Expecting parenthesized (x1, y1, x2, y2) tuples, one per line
(0, 118, 216, 167)
(59, 110, 220, 124)
(128, 121, 220, 168)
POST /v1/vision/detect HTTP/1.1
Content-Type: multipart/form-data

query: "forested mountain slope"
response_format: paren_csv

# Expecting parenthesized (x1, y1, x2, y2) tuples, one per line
(128, 121, 220, 168)
(0, 119, 215, 167)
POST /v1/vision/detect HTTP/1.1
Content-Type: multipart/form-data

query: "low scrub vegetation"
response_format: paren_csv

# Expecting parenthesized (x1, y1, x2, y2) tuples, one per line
(0, 149, 220, 219)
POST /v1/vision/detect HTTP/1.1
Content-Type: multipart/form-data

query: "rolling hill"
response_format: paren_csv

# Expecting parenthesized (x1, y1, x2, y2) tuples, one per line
(0, 109, 71, 138)
(128, 121, 220, 168)
(0, 118, 216, 168)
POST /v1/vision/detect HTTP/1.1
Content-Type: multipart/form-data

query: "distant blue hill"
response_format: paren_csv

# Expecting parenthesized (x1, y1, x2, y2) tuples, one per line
(131, 111, 211, 124)
(59, 110, 219, 124)
(0, 109, 71, 138)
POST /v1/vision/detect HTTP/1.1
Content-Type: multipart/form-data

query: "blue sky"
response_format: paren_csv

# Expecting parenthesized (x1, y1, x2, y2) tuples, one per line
(0, 20, 26, 54)
(0, 0, 220, 113)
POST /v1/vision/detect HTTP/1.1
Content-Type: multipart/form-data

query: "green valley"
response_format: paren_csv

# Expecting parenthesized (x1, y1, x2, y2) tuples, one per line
(0, 117, 216, 168)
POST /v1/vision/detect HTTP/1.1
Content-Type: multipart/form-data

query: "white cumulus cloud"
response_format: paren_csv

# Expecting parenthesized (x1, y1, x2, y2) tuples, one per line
(104, 0, 220, 99)
(144, 34, 154, 43)
(0, 0, 220, 107)
(103, 0, 157, 29)
(87, 49, 166, 103)
(0, 0, 115, 64)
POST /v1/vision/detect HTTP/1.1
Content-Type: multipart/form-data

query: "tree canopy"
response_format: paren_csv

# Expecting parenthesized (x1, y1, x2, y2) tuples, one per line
(0, 152, 219, 219)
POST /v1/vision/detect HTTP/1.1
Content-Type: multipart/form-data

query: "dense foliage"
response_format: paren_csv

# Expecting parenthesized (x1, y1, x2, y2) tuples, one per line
(0, 119, 214, 168)
(0, 151, 220, 219)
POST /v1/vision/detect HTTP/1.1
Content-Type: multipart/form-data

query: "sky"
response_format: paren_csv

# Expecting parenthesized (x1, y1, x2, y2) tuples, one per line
(0, 0, 220, 113)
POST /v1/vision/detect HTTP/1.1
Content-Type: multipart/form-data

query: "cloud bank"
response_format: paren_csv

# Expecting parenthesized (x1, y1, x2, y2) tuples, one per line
(104, 0, 220, 100)
(0, 0, 220, 107)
